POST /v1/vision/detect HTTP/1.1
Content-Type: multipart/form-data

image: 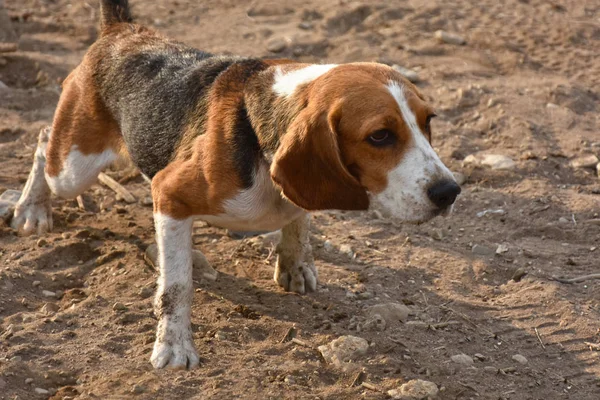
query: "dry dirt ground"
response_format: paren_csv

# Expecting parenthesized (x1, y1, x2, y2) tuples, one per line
(1, 0, 600, 399)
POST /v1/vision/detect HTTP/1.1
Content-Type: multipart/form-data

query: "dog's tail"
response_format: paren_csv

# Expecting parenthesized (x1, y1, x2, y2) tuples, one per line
(100, 0, 132, 31)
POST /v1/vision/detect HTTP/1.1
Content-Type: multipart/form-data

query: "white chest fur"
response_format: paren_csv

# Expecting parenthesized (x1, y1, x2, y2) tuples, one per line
(199, 161, 305, 231)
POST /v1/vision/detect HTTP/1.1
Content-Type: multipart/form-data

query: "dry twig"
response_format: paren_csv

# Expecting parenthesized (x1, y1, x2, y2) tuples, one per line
(551, 274, 600, 284)
(98, 172, 136, 203)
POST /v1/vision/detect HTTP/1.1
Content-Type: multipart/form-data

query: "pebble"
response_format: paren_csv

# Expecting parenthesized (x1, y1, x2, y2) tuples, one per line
(298, 21, 313, 30)
(558, 217, 570, 224)
(266, 38, 287, 53)
(138, 287, 153, 299)
(596, 163, 600, 177)
(318, 335, 369, 367)
(464, 154, 516, 170)
(472, 244, 496, 257)
(323, 240, 335, 252)
(451, 353, 474, 366)
(32, 280, 41, 287)
(453, 171, 466, 186)
(131, 384, 146, 394)
(37, 239, 48, 247)
(0, 80, 8, 90)
(512, 354, 528, 365)
(42, 290, 56, 298)
(0, 189, 21, 222)
(140, 196, 153, 207)
(434, 30, 466, 45)
(356, 291, 374, 300)
(363, 313, 386, 331)
(474, 353, 486, 361)
(339, 244, 354, 258)
(392, 65, 419, 83)
(484, 366, 498, 373)
(112, 302, 127, 312)
(41, 303, 59, 315)
(214, 331, 227, 341)
(496, 244, 509, 254)
(34, 388, 49, 395)
(388, 379, 439, 400)
(367, 303, 410, 324)
(284, 375, 295, 384)
(570, 154, 598, 169)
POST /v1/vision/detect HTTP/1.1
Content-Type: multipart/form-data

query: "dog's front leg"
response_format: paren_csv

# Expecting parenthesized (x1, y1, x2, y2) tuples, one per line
(274, 213, 317, 294)
(150, 213, 199, 369)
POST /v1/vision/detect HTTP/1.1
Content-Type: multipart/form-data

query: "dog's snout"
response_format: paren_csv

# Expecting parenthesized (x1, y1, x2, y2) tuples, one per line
(427, 180, 461, 209)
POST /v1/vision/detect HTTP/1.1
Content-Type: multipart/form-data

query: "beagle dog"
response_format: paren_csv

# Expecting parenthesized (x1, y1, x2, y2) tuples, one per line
(11, 0, 460, 369)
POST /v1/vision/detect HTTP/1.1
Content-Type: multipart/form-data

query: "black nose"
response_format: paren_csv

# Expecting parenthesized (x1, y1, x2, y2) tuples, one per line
(427, 180, 461, 209)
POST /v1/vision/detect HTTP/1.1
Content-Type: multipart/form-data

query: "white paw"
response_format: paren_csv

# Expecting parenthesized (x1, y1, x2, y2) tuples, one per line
(274, 261, 318, 294)
(11, 201, 52, 236)
(150, 335, 199, 370)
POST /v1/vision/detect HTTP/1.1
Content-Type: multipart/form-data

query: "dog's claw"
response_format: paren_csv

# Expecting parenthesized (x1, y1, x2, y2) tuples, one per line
(274, 261, 318, 294)
(151, 337, 199, 370)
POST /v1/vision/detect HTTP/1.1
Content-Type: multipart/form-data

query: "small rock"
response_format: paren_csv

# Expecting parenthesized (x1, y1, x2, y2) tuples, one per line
(32, 280, 41, 287)
(487, 98, 497, 108)
(267, 38, 288, 53)
(138, 287, 153, 299)
(112, 302, 127, 312)
(339, 244, 354, 258)
(388, 379, 439, 400)
(366, 303, 410, 324)
(140, 196, 153, 207)
(298, 21, 313, 30)
(484, 366, 498, 373)
(284, 375, 295, 385)
(131, 384, 146, 394)
(558, 217, 570, 224)
(452, 171, 466, 186)
(392, 65, 419, 83)
(363, 313, 386, 331)
(356, 291, 374, 300)
(464, 154, 516, 170)
(570, 154, 599, 169)
(42, 290, 56, 298)
(474, 353, 486, 361)
(0, 189, 21, 222)
(318, 335, 369, 367)
(512, 354, 528, 365)
(434, 30, 466, 45)
(214, 331, 227, 341)
(25, 378, 34, 384)
(0, 80, 8, 90)
(511, 268, 527, 282)
(34, 388, 49, 395)
(41, 303, 59, 315)
(37, 239, 48, 247)
(496, 243, 509, 254)
(451, 353, 474, 367)
(472, 244, 495, 257)
(323, 240, 335, 252)
(596, 162, 600, 177)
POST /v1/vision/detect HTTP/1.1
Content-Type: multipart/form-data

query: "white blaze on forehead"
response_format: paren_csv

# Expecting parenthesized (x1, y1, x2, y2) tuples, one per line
(368, 81, 455, 223)
(272, 64, 337, 97)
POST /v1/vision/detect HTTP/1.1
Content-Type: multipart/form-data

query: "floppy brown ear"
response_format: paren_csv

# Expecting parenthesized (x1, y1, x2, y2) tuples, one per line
(270, 104, 369, 211)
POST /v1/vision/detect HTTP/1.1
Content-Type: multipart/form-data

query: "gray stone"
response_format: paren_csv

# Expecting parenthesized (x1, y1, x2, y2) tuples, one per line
(464, 154, 516, 170)
(41, 303, 59, 315)
(339, 244, 354, 258)
(267, 38, 287, 53)
(318, 335, 369, 367)
(453, 171, 466, 186)
(512, 354, 528, 365)
(363, 313, 386, 331)
(131, 384, 146, 394)
(484, 366, 498, 373)
(34, 388, 49, 395)
(472, 244, 496, 257)
(0, 189, 21, 222)
(367, 303, 410, 324)
(451, 353, 474, 366)
(42, 290, 56, 298)
(570, 154, 599, 169)
(434, 30, 466, 45)
(388, 379, 439, 399)
(392, 65, 419, 83)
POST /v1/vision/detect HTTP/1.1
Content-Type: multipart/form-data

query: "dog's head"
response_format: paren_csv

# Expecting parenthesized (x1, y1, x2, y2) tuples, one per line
(271, 63, 460, 224)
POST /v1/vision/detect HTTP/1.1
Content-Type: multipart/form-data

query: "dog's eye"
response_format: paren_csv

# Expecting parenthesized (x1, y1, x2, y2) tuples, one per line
(367, 129, 396, 147)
